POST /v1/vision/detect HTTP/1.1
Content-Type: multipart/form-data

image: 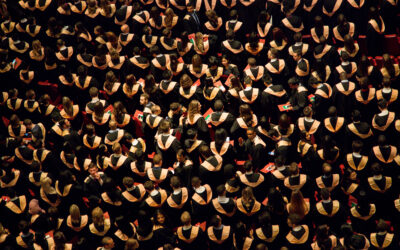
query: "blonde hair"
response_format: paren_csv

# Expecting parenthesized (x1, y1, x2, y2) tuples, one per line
(62, 96, 74, 116)
(92, 207, 105, 226)
(112, 142, 121, 153)
(188, 100, 201, 122)
(194, 33, 204, 54)
(180, 211, 191, 225)
(69, 204, 81, 225)
(241, 187, 255, 208)
(164, 8, 175, 29)
(110, 49, 119, 61)
(41, 177, 56, 194)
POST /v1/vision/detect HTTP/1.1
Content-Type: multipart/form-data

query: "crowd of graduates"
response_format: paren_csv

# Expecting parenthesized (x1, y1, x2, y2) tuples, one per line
(0, 0, 400, 249)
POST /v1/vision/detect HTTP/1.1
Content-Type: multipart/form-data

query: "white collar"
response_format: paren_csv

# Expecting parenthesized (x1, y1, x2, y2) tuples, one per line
(173, 188, 182, 195)
(304, 117, 314, 122)
(150, 190, 159, 196)
(373, 175, 383, 180)
(341, 61, 350, 66)
(245, 86, 252, 90)
(195, 186, 205, 193)
(270, 58, 277, 62)
(182, 225, 192, 230)
(378, 110, 389, 116)
(293, 226, 302, 231)
(352, 152, 362, 158)
(294, 42, 302, 46)
(382, 87, 391, 94)
(218, 196, 229, 204)
(90, 97, 100, 103)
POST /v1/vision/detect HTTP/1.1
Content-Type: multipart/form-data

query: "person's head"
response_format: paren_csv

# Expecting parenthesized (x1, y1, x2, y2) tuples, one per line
(153, 154, 162, 166)
(351, 110, 361, 122)
(188, 100, 201, 120)
(376, 219, 389, 233)
(242, 187, 255, 204)
(154, 209, 167, 225)
(226, 29, 235, 40)
(243, 76, 252, 87)
(109, 120, 117, 130)
(320, 188, 330, 200)
(242, 161, 253, 174)
(371, 162, 383, 176)
(139, 93, 149, 106)
(268, 48, 279, 60)
(180, 74, 193, 89)
(293, 32, 302, 43)
(150, 104, 161, 116)
(210, 214, 222, 227)
(180, 211, 191, 226)
(54, 231, 67, 248)
(112, 142, 122, 154)
(246, 127, 257, 141)
(316, 225, 331, 248)
(378, 135, 387, 147)
(289, 162, 299, 176)
(288, 77, 299, 89)
(292, 51, 302, 62)
(289, 189, 306, 216)
(214, 128, 227, 146)
(328, 106, 337, 117)
(186, 2, 194, 13)
(89, 87, 99, 99)
(124, 238, 139, 250)
(247, 57, 256, 68)
(211, 100, 223, 113)
(352, 140, 363, 153)
(303, 106, 313, 117)
(144, 181, 155, 192)
(191, 176, 201, 188)
(287, 213, 302, 227)
(170, 176, 181, 190)
(382, 77, 391, 88)
(122, 177, 134, 189)
(93, 101, 104, 118)
(322, 163, 332, 176)
(191, 54, 202, 72)
(101, 237, 115, 249)
(216, 184, 226, 197)
(340, 51, 350, 62)
(377, 99, 388, 111)
(92, 207, 105, 226)
(144, 74, 156, 94)
(88, 163, 98, 177)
